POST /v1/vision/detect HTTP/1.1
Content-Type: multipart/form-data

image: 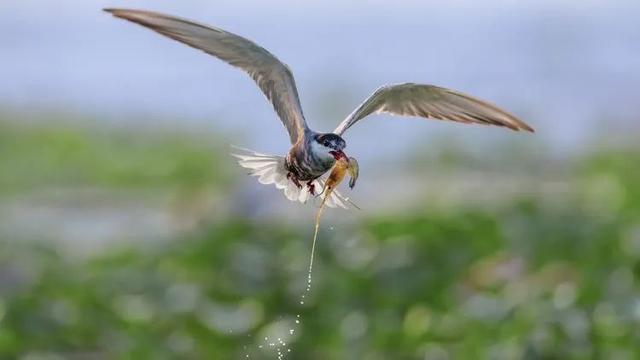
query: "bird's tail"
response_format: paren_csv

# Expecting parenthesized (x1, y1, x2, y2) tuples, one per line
(231, 146, 350, 209)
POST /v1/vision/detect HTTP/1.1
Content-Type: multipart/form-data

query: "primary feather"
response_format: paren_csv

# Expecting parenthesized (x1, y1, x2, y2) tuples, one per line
(333, 83, 533, 135)
(104, 8, 309, 144)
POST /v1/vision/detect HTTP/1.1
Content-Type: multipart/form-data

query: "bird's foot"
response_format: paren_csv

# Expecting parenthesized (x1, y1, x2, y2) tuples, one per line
(306, 181, 316, 196)
(287, 172, 302, 189)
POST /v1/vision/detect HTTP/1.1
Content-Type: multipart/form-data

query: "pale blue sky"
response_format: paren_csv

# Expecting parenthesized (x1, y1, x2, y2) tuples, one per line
(2, 0, 639, 156)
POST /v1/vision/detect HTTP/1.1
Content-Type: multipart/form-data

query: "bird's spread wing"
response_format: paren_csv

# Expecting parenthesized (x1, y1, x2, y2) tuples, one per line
(333, 83, 533, 135)
(105, 8, 308, 144)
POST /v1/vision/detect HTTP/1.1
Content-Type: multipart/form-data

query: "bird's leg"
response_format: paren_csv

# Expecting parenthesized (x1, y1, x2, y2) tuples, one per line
(306, 181, 316, 196)
(287, 172, 302, 189)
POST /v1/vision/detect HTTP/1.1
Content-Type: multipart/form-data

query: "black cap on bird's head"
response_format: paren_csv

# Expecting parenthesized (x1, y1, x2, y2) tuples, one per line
(315, 133, 347, 160)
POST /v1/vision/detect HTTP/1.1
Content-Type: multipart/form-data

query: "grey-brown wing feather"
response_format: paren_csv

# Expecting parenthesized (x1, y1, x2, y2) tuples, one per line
(333, 83, 533, 135)
(105, 8, 308, 144)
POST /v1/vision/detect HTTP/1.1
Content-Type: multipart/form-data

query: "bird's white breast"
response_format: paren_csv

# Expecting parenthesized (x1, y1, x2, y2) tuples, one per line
(309, 141, 334, 162)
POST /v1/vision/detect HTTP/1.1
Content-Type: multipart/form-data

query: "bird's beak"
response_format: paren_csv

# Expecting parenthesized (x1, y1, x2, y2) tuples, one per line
(329, 150, 348, 161)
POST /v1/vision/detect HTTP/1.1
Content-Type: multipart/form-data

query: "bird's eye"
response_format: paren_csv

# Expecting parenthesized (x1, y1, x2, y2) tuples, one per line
(323, 141, 330, 147)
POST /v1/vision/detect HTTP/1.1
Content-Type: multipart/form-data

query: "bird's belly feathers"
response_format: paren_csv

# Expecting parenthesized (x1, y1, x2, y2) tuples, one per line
(285, 151, 334, 181)
(232, 147, 350, 209)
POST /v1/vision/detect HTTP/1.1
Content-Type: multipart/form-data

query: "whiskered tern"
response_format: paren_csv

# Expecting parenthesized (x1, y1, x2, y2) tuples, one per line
(105, 8, 534, 208)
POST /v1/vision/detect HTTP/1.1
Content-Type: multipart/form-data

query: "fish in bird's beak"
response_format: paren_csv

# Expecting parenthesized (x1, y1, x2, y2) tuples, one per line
(329, 150, 348, 161)
(347, 157, 359, 189)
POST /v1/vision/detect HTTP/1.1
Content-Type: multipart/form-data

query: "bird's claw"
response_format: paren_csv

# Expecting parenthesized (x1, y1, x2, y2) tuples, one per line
(306, 181, 316, 196)
(287, 172, 303, 189)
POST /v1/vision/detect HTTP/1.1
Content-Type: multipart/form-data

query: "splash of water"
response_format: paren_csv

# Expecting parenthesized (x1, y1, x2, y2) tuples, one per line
(244, 219, 328, 359)
(249, 158, 356, 359)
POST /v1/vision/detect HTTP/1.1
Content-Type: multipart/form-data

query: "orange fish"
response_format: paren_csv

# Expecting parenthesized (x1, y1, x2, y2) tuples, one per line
(307, 156, 359, 284)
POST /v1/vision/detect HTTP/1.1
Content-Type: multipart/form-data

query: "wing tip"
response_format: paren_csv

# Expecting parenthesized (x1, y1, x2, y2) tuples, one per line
(103, 8, 122, 15)
(511, 120, 535, 133)
(521, 123, 536, 133)
(103, 8, 135, 20)
(103, 8, 154, 20)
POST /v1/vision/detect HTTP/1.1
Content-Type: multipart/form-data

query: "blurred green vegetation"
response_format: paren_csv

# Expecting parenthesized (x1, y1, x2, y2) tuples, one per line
(1, 119, 639, 359)
(0, 119, 231, 196)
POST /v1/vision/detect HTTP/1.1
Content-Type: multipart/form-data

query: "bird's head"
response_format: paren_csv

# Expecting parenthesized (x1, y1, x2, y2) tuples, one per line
(312, 133, 347, 161)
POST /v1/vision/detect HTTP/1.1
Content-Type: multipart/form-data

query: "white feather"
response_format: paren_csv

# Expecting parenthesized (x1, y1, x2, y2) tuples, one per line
(231, 148, 350, 209)
(309, 140, 334, 162)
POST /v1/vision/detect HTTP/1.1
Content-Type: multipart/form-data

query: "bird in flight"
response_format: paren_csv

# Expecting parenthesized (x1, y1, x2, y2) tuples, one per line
(105, 8, 534, 208)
